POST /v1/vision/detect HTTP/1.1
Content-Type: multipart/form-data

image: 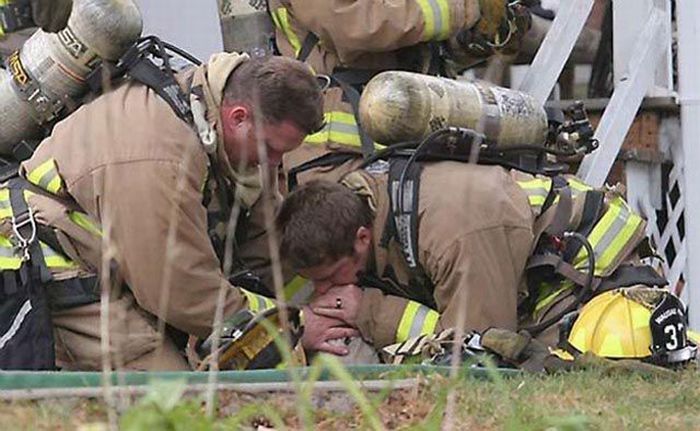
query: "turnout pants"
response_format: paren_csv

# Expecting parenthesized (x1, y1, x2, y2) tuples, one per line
(53, 291, 189, 371)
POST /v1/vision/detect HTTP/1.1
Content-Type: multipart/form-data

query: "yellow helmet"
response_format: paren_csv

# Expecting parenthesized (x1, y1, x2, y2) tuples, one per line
(558, 287, 697, 366)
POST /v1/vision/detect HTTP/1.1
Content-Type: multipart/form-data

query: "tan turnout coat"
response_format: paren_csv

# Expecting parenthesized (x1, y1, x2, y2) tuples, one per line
(269, 0, 483, 182)
(15, 57, 272, 370)
(342, 161, 535, 348)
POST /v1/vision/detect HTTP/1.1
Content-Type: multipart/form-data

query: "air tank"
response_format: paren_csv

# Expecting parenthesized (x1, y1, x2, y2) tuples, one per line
(0, 0, 142, 154)
(359, 71, 549, 148)
(218, 0, 275, 57)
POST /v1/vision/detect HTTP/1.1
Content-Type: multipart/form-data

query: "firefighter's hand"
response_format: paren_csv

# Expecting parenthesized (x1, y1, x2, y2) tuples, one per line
(301, 307, 359, 355)
(310, 284, 363, 327)
(31, 0, 72, 32)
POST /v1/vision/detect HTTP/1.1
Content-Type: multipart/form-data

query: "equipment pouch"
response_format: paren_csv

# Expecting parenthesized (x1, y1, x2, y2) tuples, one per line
(0, 275, 55, 370)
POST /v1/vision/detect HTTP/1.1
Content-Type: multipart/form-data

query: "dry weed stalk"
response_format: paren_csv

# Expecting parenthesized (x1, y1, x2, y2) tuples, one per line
(442, 116, 485, 431)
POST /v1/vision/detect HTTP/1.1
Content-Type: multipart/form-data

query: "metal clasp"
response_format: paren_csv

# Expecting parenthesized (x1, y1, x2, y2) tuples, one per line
(11, 206, 37, 262)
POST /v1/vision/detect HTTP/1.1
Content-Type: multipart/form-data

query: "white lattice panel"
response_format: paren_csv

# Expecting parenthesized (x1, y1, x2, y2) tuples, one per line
(626, 118, 687, 303)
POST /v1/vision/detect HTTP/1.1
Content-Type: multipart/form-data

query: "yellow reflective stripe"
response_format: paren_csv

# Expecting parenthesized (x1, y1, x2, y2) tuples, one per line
(0, 235, 21, 270)
(574, 196, 643, 275)
(304, 111, 386, 150)
(396, 301, 439, 343)
(0, 188, 11, 219)
(242, 289, 275, 314)
(397, 302, 419, 343)
(283, 275, 313, 306)
(68, 211, 102, 237)
(0, 0, 6, 37)
(0, 189, 34, 219)
(516, 178, 552, 210)
(27, 158, 62, 194)
(534, 283, 570, 314)
(40, 242, 77, 269)
(305, 111, 361, 147)
(421, 309, 439, 337)
(594, 198, 643, 274)
(567, 177, 593, 194)
(415, 0, 451, 41)
(270, 7, 301, 55)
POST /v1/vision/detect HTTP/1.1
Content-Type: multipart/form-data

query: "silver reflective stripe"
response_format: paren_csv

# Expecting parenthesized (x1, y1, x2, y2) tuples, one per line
(256, 295, 266, 312)
(41, 244, 58, 257)
(37, 168, 57, 192)
(590, 206, 630, 265)
(408, 305, 430, 339)
(0, 299, 32, 350)
(427, 0, 445, 38)
(330, 121, 359, 135)
(0, 245, 16, 258)
(288, 282, 314, 307)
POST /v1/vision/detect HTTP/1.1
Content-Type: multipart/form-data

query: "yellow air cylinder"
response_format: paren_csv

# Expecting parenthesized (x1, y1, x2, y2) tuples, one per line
(358, 71, 548, 148)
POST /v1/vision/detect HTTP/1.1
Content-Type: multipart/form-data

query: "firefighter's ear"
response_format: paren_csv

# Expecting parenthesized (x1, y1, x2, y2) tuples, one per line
(221, 103, 251, 129)
(354, 226, 372, 256)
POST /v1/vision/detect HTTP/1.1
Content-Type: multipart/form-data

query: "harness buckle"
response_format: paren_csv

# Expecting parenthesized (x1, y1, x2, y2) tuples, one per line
(11, 207, 37, 262)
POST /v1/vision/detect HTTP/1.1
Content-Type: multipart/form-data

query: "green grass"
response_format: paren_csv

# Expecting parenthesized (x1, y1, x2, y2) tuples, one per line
(1, 368, 699, 430)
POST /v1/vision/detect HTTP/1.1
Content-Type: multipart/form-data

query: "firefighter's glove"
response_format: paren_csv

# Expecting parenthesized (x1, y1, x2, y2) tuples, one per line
(31, 0, 72, 32)
(458, 0, 532, 57)
(481, 328, 551, 372)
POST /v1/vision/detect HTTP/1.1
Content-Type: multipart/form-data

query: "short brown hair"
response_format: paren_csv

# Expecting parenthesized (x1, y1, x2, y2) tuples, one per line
(224, 56, 324, 135)
(276, 180, 374, 269)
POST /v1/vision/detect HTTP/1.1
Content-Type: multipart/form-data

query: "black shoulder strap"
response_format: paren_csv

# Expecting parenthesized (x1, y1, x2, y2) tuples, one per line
(86, 37, 197, 126)
(127, 58, 193, 124)
(331, 73, 375, 159)
(386, 157, 423, 270)
(297, 32, 319, 62)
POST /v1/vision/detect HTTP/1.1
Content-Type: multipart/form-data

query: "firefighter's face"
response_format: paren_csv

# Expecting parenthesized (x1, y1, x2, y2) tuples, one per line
(221, 104, 305, 168)
(298, 226, 372, 295)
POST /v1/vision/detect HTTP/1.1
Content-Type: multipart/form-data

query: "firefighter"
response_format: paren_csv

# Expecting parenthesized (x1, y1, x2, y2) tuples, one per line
(0, 52, 324, 370)
(267, 0, 533, 186)
(276, 163, 657, 356)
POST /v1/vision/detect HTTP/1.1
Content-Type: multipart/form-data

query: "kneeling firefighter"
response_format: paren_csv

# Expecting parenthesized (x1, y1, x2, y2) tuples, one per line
(0, 0, 325, 371)
(278, 70, 695, 371)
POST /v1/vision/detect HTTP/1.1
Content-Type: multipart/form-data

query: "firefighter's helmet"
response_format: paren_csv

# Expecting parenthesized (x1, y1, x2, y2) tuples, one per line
(558, 287, 697, 366)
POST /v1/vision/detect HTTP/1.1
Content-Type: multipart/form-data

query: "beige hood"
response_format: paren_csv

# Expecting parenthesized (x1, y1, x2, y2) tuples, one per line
(190, 52, 262, 208)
